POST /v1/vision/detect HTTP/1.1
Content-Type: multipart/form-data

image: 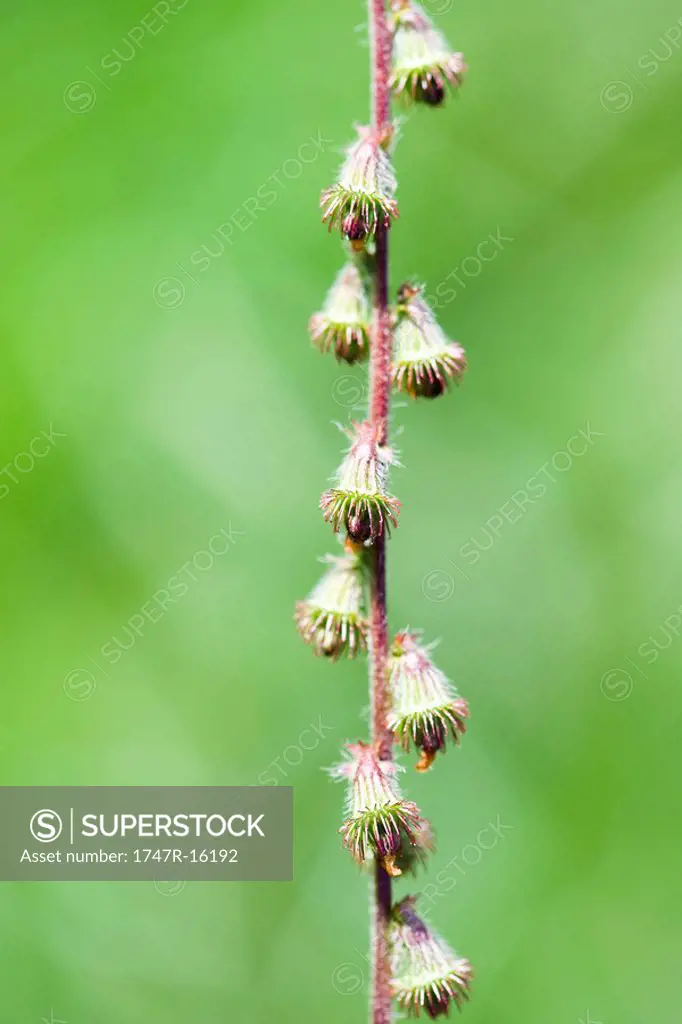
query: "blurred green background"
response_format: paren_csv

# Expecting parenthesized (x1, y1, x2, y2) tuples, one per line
(2, 0, 682, 1020)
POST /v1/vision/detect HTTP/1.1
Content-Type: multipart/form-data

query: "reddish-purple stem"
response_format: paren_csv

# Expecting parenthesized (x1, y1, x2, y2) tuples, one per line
(368, 0, 394, 1021)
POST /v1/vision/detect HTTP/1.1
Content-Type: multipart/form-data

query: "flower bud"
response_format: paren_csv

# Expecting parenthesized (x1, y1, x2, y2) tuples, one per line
(321, 126, 399, 242)
(330, 742, 429, 876)
(388, 630, 469, 771)
(390, 896, 473, 1018)
(309, 263, 371, 364)
(392, 282, 466, 399)
(320, 421, 401, 543)
(389, 0, 466, 107)
(295, 547, 369, 659)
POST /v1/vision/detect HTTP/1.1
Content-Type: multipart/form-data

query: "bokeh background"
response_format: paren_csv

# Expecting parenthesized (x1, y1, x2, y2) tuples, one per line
(2, 0, 682, 1020)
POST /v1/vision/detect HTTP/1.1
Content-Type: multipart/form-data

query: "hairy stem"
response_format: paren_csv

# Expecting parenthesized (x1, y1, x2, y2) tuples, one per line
(368, 0, 394, 1021)
(370, 0, 392, 133)
(370, 539, 393, 1024)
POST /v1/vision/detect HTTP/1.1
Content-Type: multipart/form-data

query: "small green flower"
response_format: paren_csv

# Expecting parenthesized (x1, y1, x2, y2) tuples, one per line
(390, 0, 466, 107)
(295, 545, 369, 659)
(391, 897, 473, 1018)
(309, 263, 371, 364)
(388, 630, 469, 771)
(330, 742, 429, 876)
(321, 126, 399, 244)
(392, 282, 466, 399)
(320, 421, 401, 543)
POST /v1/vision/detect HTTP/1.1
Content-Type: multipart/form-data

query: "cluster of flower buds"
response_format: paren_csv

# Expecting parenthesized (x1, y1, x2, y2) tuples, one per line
(388, 630, 469, 771)
(295, 543, 369, 659)
(308, 261, 371, 364)
(321, 125, 399, 245)
(391, 897, 473, 1017)
(392, 283, 466, 399)
(329, 742, 430, 876)
(304, 0, 475, 1015)
(389, 0, 466, 107)
(320, 420, 401, 543)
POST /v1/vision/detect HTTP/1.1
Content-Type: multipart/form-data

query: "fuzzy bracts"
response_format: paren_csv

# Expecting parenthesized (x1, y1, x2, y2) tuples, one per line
(330, 742, 429, 876)
(321, 126, 399, 242)
(320, 420, 401, 543)
(389, 0, 466, 107)
(295, 546, 369, 659)
(392, 283, 466, 399)
(309, 262, 371, 364)
(391, 897, 473, 1017)
(388, 630, 469, 771)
